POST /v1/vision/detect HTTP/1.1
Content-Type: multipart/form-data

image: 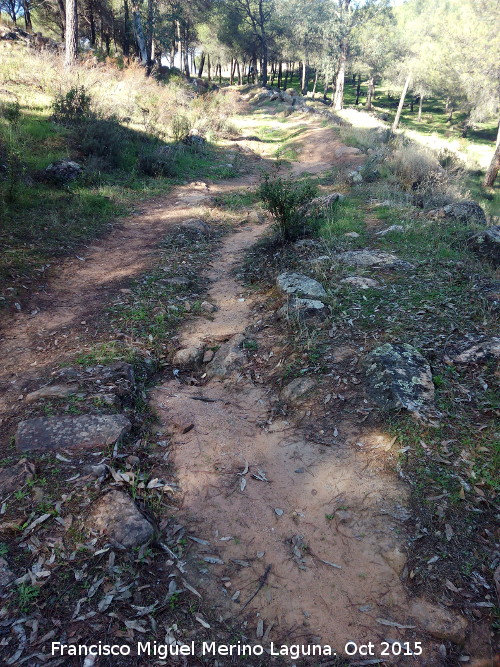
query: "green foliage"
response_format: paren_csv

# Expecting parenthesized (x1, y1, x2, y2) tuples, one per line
(16, 584, 40, 612)
(170, 114, 191, 143)
(258, 172, 318, 242)
(76, 118, 126, 167)
(52, 86, 93, 125)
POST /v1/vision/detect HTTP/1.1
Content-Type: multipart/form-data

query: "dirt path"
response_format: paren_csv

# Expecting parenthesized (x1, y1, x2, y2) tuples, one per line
(0, 106, 464, 663)
(0, 180, 241, 426)
(150, 119, 446, 663)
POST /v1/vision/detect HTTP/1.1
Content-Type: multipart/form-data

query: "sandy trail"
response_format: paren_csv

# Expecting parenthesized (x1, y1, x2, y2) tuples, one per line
(150, 121, 425, 661)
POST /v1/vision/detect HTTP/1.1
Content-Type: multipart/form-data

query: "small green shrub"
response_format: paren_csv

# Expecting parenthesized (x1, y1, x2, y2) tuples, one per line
(77, 118, 125, 167)
(52, 86, 93, 125)
(258, 172, 318, 242)
(170, 114, 191, 143)
(138, 147, 178, 177)
(0, 101, 21, 125)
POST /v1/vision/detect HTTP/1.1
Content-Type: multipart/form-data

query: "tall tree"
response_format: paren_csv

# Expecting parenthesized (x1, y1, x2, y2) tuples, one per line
(64, 0, 78, 66)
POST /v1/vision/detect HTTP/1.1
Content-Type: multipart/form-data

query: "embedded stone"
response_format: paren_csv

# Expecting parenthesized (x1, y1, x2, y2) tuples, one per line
(281, 377, 317, 404)
(335, 250, 414, 270)
(340, 276, 381, 289)
(26, 384, 79, 402)
(0, 459, 36, 495)
(206, 334, 246, 379)
(364, 343, 436, 419)
(15, 414, 131, 453)
(276, 272, 327, 300)
(87, 490, 154, 549)
(277, 298, 325, 319)
(452, 337, 500, 364)
(181, 219, 211, 234)
(173, 344, 205, 368)
(408, 598, 468, 644)
(469, 225, 500, 266)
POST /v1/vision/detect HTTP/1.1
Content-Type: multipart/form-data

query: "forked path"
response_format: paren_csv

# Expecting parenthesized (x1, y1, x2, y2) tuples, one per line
(151, 124, 450, 663)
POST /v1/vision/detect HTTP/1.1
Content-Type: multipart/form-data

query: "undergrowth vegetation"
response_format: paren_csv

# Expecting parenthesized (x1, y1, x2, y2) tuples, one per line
(0, 47, 239, 308)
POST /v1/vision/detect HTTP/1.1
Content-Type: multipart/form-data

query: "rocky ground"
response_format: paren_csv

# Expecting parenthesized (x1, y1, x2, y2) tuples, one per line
(0, 90, 498, 666)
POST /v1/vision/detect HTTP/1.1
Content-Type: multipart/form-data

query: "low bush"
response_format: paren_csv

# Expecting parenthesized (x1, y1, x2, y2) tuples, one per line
(137, 147, 178, 177)
(52, 86, 93, 125)
(387, 139, 466, 208)
(76, 117, 126, 167)
(258, 172, 318, 242)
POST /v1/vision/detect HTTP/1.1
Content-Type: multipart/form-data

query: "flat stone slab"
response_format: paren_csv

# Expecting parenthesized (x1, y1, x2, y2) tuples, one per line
(15, 414, 131, 453)
(276, 272, 327, 300)
(340, 276, 381, 289)
(336, 250, 414, 270)
(26, 384, 80, 402)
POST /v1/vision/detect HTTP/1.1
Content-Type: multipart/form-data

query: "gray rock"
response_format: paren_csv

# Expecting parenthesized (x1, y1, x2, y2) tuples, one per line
(469, 225, 500, 266)
(15, 414, 131, 453)
(340, 276, 381, 289)
(87, 489, 154, 549)
(281, 92, 294, 104)
(408, 598, 467, 644)
(45, 159, 82, 184)
(294, 239, 320, 249)
(364, 343, 436, 420)
(453, 337, 500, 364)
(89, 362, 135, 385)
(201, 301, 217, 313)
(443, 200, 487, 225)
(344, 231, 360, 238)
(277, 298, 325, 319)
(181, 218, 211, 234)
(0, 459, 36, 495)
(307, 255, 330, 266)
(281, 377, 317, 404)
(336, 250, 414, 270)
(206, 334, 246, 379)
(276, 272, 327, 300)
(26, 384, 79, 402)
(348, 170, 363, 184)
(163, 276, 190, 287)
(0, 558, 15, 593)
(182, 130, 206, 146)
(301, 193, 344, 217)
(203, 349, 215, 363)
(381, 546, 407, 576)
(173, 344, 205, 368)
(376, 225, 405, 236)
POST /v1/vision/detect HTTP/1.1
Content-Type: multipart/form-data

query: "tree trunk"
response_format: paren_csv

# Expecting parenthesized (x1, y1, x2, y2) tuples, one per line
(277, 61, 282, 89)
(484, 121, 500, 187)
(418, 94, 424, 121)
(22, 0, 32, 31)
(365, 77, 374, 109)
(332, 42, 347, 111)
(230, 57, 234, 85)
(146, 0, 153, 71)
(207, 54, 211, 82)
(56, 0, 66, 39)
(301, 60, 308, 95)
(312, 68, 318, 95)
(132, 5, 148, 65)
(236, 59, 241, 85)
(392, 73, 411, 131)
(198, 53, 205, 78)
(87, 0, 96, 46)
(283, 64, 288, 89)
(64, 0, 78, 67)
(355, 73, 361, 105)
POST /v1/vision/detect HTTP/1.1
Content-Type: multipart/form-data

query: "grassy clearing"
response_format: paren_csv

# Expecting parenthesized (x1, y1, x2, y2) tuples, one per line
(0, 47, 240, 308)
